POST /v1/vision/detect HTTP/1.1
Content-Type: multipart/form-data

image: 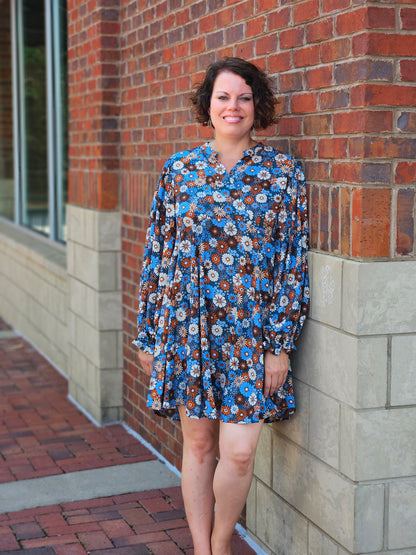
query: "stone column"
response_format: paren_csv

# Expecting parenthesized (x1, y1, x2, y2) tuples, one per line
(67, 205, 122, 424)
(66, 0, 121, 423)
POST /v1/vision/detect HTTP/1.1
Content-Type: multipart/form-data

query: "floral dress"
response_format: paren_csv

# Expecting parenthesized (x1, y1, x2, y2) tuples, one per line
(134, 142, 309, 423)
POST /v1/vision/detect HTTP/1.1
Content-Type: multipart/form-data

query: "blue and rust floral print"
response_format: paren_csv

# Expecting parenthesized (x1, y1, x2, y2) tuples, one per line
(134, 142, 309, 423)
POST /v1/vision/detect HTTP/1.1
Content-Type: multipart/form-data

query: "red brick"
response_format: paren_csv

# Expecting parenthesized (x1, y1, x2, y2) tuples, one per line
(322, 0, 349, 14)
(320, 186, 329, 250)
(269, 51, 292, 72)
(278, 116, 302, 136)
(235, 1, 254, 20)
(280, 71, 303, 93)
(268, 7, 291, 31)
(336, 7, 367, 34)
(291, 139, 316, 159)
(397, 111, 416, 133)
(334, 110, 392, 134)
(54, 544, 88, 554)
(341, 187, 352, 256)
(331, 187, 340, 252)
(320, 89, 349, 111)
(140, 497, 173, 514)
(293, 45, 320, 68)
(291, 92, 318, 114)
(256, 34, 278, 55)
(304, 114, 332, 136)
(77, 531, 113, 550)
(396, 188, 415, 255)
(100, 519, 136, 538)
(147, 540, 184, 554)
(306, 18, 334, 43)
(293, 0, 319, 24)
(309, 185, 319, 250)
(0, 532, 20, 551)
(304, 161, 331, 182)
(400, 60, 416, 83)
(353, 32, 416, 57)
(257, 0, 279, 12)
(367, 6, 396, 29)
(351, 188, 391, 257)
(336, 7, 395, 35)
(395, 162, 416, 184)
(352, 84, 416, 108)
(401, 7, 416, 30)
(168, 526, 193, 549)
(306, 65, 333, 89)
(334, 59, 393, 85)
(22, 534, 78, 549)
(114, 532, 169, 546)
(246, 15, 265, 37)
(321, 37, 351, 62)
(350, 136, 416, 159)
(333, 162, 391, 184)
(279, 27, 304, 50)
(318, 138, 348, 159)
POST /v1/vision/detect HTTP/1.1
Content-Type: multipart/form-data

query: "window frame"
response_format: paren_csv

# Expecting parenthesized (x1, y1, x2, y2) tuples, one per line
(11, 0, 67, 243)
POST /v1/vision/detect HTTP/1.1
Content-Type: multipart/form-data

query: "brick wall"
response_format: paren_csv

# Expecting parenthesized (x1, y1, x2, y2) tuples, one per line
(67, 0, 416, 466)
(118, 0, 415, 467)
(67, 0, 121, 210)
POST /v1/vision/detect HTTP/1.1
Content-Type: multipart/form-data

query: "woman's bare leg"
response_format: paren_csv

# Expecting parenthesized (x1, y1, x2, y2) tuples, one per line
(179, 405, 219, 555)
(211, 420, 263, 555)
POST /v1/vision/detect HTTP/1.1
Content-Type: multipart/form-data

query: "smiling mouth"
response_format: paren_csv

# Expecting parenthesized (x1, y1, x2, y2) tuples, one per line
(223, 116, 243, 123)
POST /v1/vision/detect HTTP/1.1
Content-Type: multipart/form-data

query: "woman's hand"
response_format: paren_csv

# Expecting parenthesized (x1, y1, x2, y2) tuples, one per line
(264, 350, 289, 397)
(138, 350, 154, 376)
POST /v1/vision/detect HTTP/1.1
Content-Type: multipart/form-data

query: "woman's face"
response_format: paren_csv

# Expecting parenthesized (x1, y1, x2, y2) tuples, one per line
(209, 71, 255, 142)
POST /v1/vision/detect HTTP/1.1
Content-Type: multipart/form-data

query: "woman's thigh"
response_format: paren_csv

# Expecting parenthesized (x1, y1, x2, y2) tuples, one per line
(179, 405, 220, 456)
(218, 420, 263, 465)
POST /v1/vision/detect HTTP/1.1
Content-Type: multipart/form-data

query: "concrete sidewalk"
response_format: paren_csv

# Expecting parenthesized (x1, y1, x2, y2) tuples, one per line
(0, 319, 260, 554)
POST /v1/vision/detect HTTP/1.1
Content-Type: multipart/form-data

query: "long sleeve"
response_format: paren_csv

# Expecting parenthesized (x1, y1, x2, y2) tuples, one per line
(263, 161, 310, 355)
(133, 162, 176, 354)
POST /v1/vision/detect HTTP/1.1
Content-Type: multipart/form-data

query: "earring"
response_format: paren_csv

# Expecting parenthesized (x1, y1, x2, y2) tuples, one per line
(207, 116, 213, 127)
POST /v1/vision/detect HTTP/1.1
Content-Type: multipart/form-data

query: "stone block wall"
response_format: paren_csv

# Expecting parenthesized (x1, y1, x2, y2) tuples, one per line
(66, 205, 123, 424)
(0, 219, 68, 373)
(248, 253, 416, 553)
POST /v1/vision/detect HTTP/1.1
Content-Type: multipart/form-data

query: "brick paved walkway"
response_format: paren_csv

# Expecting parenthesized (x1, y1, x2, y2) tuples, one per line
(0, 321, 258, 554)
(0, 333, 156, 483)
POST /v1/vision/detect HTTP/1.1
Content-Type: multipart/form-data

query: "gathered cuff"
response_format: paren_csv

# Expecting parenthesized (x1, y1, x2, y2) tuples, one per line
(132, 337, 155, 355)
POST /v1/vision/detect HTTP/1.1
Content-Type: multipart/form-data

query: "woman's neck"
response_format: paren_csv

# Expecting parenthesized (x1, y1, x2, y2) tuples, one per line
(210, 135, 257, 158)
(210, 136, 258, 173)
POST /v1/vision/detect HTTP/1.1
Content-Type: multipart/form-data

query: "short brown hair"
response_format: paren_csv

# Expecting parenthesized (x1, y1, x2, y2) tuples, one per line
(190, 57, 279, 130)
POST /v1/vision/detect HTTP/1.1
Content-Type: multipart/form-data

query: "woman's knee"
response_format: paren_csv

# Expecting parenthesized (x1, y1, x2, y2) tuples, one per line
(187, 434, 217, 462)
(221, 443, 256, 476)
(180, 411, 219, 463)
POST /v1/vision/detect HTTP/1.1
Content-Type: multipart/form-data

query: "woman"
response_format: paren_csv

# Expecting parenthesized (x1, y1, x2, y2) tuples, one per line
(134, 57, 309, 555)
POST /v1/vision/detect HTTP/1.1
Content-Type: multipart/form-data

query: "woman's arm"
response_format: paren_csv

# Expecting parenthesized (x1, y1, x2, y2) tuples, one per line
(263, 160, 310, 357)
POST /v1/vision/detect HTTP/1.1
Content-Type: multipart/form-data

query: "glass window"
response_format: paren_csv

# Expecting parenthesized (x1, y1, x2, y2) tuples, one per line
(20, 0, 49, 234)
(0, 0, 15, 220)
(5, 0, 68, 242)
(53, 0, 68, 242)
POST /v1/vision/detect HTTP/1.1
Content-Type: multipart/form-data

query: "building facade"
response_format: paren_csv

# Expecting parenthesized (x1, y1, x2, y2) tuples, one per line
(1, 0, 415, 553)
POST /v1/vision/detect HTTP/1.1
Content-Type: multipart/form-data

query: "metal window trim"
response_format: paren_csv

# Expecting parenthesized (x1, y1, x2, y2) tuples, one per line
(45, 0, 56, 240)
